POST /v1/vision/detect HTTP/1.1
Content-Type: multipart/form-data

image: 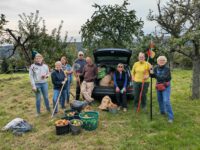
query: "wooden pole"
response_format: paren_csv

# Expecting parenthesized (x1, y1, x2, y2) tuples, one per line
(150, 77, 153, 120)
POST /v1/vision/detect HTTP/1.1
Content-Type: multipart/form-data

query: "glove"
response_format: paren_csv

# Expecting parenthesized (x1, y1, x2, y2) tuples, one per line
(121, 88, 126, 93)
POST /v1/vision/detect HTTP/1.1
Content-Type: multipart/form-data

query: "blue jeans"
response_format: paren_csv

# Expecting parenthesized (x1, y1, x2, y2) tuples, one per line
(66, 79, 71, 103)
(157, 85, 174, 120)
(35, 82, 50, 114)
(53, 89, 66, 113)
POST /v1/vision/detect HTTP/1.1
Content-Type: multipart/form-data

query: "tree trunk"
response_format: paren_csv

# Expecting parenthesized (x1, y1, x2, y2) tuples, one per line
(192, 56, 200, 99)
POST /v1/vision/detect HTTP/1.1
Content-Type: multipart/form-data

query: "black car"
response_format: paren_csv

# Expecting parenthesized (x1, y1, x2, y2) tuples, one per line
(92, 48, 134, 100)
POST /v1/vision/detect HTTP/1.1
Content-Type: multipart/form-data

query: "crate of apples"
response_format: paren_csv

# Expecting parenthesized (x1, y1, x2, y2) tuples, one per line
(70, 119, 82, 126)
(55, 119, 69, 127)
(66, 111, 76, 117)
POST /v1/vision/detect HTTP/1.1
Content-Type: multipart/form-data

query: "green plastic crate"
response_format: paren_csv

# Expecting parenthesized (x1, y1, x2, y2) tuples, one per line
(79, 111, 99, 131)
(97, 68, 106, 79)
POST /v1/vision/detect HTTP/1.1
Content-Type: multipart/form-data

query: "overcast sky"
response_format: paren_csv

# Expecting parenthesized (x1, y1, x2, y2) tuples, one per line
(1, 0, 167, 41)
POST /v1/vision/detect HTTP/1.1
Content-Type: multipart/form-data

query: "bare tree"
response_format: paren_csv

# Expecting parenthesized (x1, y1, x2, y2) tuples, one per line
(1, 11, 74, 67)
(148, 0, 200, 99)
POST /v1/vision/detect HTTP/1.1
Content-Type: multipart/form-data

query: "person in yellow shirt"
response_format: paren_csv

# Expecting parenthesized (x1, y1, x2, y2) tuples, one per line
(131, 52, 151, 111)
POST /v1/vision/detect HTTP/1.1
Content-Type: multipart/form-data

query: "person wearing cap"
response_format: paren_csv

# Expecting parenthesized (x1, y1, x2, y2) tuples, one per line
(73, 51, 86, 100)
(131, 52, 151, 111)
(113, 63, 128, 112)
(61, 56, 73, 104)
(29, 53, 51, 116)
(51, 61, 67, 113)
(81, 57, 97, 103)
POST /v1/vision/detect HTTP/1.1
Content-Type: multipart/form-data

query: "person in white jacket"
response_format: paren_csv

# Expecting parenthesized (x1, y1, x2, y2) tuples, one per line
(29, 53, 50, 116)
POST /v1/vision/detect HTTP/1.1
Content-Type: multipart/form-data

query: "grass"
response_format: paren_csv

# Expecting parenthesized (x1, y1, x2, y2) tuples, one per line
(0, 70, 200, 150)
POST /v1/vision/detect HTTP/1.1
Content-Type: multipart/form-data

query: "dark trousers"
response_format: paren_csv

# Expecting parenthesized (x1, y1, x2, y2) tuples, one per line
(116, 87, 127, 108)
(75, 76, 84, 100)
(133, 82, 149, 109)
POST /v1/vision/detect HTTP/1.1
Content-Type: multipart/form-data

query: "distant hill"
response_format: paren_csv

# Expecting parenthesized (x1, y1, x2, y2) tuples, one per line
(0, 44, 14, 59)
(67, 42, 84, 52)
(0, 42, 84, 60)
(75, 42, 83, 52)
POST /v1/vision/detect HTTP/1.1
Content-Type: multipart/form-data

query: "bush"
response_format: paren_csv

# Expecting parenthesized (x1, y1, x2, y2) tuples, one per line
(0, 58, 9, 73)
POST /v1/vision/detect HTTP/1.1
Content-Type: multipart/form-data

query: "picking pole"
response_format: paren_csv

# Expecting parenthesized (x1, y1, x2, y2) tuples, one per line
(150, 77, 153, 120)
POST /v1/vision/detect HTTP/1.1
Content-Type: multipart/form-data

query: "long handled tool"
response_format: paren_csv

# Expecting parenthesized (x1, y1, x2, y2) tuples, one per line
(72, 63, 82, 100)
(137, 37, 155, 114)
(137, 79, 145, 113)
(148, 37, 155, 120)
(72, 63, 81, 87)
(70, 91, 75, 99)
(150, 76, 153, 120)
(51, 79, 67, 118)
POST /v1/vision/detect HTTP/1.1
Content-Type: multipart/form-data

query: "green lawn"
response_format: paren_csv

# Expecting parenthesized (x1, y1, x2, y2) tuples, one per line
(0, 69, 200, 150)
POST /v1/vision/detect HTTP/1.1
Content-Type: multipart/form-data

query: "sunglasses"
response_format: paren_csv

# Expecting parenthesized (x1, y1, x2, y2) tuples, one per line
(118, 66, 123, 68)
(79, 54, 83, 56)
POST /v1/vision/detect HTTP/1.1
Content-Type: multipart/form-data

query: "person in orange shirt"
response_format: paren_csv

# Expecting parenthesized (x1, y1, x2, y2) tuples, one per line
(131, 52, 151, 111)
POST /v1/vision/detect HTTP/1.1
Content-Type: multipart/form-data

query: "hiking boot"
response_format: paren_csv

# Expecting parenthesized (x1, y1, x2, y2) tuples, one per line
(35, 113, 40, 117)
(161, 112, 166, 116)
(87, 100, 94, 105)
(142, 107, 147, 112)
(47, 108, 51, 113)
(52, 111, 58, 117)
(123, 108, 127, 112)
(61, 106, 66, 110)
(168, 119, 173, 123)
(90, 98, 94, 101)
(117, 106, 121, 111)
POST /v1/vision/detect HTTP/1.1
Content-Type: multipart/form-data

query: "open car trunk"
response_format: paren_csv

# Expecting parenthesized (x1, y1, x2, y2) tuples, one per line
(95, 64, 130, 85)
(93, 65, 133, 100)
(92, 48, 134, 100)
(94, 48, 132, 65)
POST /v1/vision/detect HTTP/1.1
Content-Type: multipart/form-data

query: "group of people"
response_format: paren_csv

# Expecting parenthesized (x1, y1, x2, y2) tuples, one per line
(29, 51, 174, 123)
(29, 51, 97, 116)
(131, 52, 174, 123)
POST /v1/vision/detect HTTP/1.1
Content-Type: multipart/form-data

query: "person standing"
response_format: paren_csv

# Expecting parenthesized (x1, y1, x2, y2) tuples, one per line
(29, 53, 50, 116)
(51, 61, 67, 113)
(81, 57, 97, 103)
(113, 63, 128, 112)
(73, 51, 86, 100)
(150, 56, 174, 123)
(61, 56, 73, 103)
(131, 52, 151, 111)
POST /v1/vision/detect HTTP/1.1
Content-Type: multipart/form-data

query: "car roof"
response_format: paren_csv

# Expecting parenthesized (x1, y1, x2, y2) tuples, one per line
(94, 48, 132, 54)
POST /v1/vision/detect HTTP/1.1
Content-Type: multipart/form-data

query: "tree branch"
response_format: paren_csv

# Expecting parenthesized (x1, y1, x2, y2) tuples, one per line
(175, 49, 192, 58)
(7, 44, 18, 59)
(6, 28, 32, 65)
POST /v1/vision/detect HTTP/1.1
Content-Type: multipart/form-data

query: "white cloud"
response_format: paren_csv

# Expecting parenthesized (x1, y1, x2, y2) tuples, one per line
(1, 0, 168, 41)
